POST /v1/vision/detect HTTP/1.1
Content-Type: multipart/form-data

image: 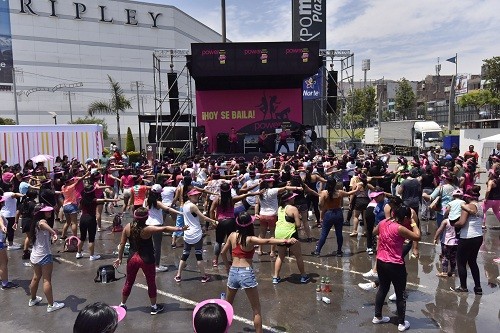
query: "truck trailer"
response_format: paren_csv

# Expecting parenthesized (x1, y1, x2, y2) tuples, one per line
(0, 124, 104, 167)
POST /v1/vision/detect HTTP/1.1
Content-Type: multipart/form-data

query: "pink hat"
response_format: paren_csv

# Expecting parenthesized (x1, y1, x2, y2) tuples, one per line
(284, 192, 298, 201)
(452, 189, 463, 197)
(369, 191, 384, 199)
(263, 177, 275, 182)
(39, 205, 54, 212)
(193, 299, 233, 333)
(111, 306, 127, 322)
(188, 189, 202, 196)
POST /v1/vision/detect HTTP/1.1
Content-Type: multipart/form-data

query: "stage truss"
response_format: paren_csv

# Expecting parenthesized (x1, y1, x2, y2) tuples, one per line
(152, 49, 195, 160)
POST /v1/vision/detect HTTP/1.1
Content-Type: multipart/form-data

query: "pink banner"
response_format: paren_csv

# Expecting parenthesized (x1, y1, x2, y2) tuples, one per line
(196, 89, 303, 152)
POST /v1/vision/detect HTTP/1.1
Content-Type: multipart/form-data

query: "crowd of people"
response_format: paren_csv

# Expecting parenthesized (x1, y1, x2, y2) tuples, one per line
(0, 140, 499, 332)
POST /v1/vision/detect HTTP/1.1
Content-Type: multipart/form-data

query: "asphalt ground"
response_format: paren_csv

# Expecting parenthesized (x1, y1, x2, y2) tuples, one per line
(1, 173, 499, 332)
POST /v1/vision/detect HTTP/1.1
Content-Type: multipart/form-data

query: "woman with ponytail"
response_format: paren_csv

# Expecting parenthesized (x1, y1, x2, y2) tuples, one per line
(114, 207, 187, 315)
(312, 177, 358, 257)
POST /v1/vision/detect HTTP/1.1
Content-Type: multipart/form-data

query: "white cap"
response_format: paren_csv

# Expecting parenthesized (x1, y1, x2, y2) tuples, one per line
(151, 184, 162, 193)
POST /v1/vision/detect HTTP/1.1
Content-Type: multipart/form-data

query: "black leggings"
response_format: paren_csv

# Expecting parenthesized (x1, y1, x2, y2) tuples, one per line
(457, 236, 483, 289)
(375, 260, 407, 325)
(214, 218, 236, 257)
(152, 231, 163, 266)
(365, 206, 375, 249)
(79, 214, 97, 243)
(306, 195, 320, 223)
(6, 217, 15, 243)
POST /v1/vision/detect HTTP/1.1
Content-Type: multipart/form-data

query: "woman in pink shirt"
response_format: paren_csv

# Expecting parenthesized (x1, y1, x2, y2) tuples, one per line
(371, 205, 421, 332)
(121, 169, 135, 214)
(61, 173, 88, 239)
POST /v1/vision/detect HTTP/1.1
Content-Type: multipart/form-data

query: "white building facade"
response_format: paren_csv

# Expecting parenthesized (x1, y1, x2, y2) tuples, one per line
(0, 0, 221, 144)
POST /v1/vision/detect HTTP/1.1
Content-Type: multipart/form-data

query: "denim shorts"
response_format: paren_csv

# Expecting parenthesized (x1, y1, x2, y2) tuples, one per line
(227, 266, 258, 290)
(0, 241, 5, 250)
(34, 254, 53, 266)
(63, 203, 79, 215)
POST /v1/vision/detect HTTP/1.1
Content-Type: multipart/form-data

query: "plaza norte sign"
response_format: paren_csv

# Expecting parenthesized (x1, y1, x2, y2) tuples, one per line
(18, 0, 162, 27)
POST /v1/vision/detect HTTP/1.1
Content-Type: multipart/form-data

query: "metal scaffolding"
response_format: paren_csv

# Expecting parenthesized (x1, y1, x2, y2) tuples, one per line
(152, 49, 195, 160)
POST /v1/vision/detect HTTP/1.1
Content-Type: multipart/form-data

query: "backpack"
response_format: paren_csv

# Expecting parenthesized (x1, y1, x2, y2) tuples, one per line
(112, 214, 123, 232)
(64, 236, 81, 252)
(94, 265, 117, 283)
(310, 130, 318, 141)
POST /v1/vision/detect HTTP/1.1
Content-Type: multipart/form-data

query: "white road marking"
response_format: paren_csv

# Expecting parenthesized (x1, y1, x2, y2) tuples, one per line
(134, 283, 286, 333)
(56, 257, 83, 267)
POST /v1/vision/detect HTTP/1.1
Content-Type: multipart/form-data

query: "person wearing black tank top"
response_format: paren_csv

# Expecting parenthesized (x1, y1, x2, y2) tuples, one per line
(114, 208, 187, 315)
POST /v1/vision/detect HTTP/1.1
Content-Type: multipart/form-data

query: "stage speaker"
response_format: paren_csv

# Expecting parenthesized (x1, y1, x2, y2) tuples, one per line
(196, 125, 206, 134)
(216, 133, 230, 154)
(327, 70, 338, 114)
(167, 72, 179, 114)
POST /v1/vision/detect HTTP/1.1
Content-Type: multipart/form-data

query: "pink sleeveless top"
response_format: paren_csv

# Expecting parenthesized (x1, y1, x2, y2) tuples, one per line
(376, 218, 405, 265)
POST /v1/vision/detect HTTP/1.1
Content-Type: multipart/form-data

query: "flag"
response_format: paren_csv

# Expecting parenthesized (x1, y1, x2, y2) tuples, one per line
(446, 56, 456, 64)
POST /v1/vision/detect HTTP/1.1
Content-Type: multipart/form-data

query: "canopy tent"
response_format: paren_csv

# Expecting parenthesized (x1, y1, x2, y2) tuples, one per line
(480, 133, 500, 167)
(480, 134, 500, 142)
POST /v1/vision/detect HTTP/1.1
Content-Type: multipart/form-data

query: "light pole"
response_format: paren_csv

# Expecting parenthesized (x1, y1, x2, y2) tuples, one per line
(52, 82, 83, 123)
(362, 59, 370, 89)
(48, 112, 57, 124)
(12, 68, 20, 124)
(221, 0, 227, 42)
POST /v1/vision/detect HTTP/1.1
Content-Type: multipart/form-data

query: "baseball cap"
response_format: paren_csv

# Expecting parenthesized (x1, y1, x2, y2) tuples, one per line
(188, 189, 202, 196)
(40, 205, 54, 212)
(452, 189, 463, 197)
(151, 184, 162, 193)
(369, 191, 385, 199)
(193, 299, 233, 333)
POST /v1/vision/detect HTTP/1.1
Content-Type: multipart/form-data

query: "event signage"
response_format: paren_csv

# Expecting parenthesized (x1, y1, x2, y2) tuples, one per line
(18, 0, 162, 27)
(455, 74, 469, 96)
(303, 70, 322, 100)
(0, 0, 13, 85)
(292, 0, 326, 49)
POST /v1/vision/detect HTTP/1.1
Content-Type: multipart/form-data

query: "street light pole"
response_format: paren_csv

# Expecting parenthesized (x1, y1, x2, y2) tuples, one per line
(135, 81, 143, 151)
(221, 0, 227, 42)
(12, 68, 19, 124)
(67, 91, 73, 123)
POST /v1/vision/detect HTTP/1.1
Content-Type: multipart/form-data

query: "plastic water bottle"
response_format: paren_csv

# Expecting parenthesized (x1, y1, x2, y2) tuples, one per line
(220, 292, 226, 301)
(325, 277, 331, 293)
(101, 268, 107, 284)
(315, 285, 322, 301)
(320, 277, 326, 292)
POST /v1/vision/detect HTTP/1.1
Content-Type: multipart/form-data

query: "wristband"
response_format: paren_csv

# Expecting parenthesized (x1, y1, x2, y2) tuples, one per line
(410, 223, 417, 228)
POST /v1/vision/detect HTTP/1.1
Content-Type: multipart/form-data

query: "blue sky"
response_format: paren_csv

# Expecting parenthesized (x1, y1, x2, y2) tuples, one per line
(139, 0, 500, 82)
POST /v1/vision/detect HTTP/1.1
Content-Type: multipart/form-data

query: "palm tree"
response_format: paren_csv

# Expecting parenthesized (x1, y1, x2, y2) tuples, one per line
(88, 75, 132, 148)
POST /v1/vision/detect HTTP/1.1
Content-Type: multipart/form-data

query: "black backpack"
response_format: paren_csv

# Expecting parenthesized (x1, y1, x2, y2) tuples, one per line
(94, 265, 125, 283)
(310, 130, 318, 141)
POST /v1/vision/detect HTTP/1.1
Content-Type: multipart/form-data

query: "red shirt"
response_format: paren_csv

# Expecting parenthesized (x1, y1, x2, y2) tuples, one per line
(463, 151, 479, 161)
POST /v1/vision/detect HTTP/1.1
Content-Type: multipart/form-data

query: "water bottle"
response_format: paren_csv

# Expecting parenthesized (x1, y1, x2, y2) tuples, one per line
(320, 277, 326, 292)
(101, 268, 107, 284)
(325, 277, 331, 293)
(315, 285, 322, 301)
(220, 292, 226, 301)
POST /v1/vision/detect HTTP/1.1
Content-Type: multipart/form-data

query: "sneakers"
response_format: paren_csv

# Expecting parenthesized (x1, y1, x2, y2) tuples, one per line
(300, 275, 310, 284)
(47, 302, 65, 313)
(362, 269, 378, 278)
(212, 259, 218, 267)
(388, 293, 397, 301)
(367, 248, 374, 255)
(310, 251, 320, 257)
(174, 275, 181, 283)
(473, 287, 483, 295)
(201, 275, 211, 283)
(28, 296, 43, 307)
(119, 304, 127, 311)
(272, 277, 281, 284)
(1, 282, 19, 290)
(7, 243, 21, 250)
(89, 254, 101, 261)
(336, 250, 344, 257)
(398, 320, 410, 331)
(150, 304, 164, 315)
(358, 282, 376, 291)
(76, 252, 83, 259)
(372, 316, 390, 324)
(155, 265, 169, 272)
(450, 286, 468, 293)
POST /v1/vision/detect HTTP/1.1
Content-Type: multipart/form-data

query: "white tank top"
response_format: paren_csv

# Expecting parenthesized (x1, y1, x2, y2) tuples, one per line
(182, 202, 203, 244)
(146, 205, 163, 226)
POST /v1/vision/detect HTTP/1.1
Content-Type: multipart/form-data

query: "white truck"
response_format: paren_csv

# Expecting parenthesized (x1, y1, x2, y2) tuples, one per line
(0, 124, 104, 167)
(363, 120, 443, 153)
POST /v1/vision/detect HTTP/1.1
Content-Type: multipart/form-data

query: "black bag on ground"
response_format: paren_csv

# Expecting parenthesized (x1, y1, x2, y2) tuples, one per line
(94, 265, 118, 283)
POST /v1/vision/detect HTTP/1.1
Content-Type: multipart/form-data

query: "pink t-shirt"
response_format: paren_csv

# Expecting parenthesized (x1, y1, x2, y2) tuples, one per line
(376, 218, 405, 265)
(121, 175, 135, 188)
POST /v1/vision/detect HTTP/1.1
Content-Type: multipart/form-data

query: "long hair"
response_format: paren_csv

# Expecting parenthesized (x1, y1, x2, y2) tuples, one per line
(259, 180, 270, 199)
(147, 191, 161, 209)
(325, 177, 337, 199)
(81, 185, 96, 207)
(29, 203, 48, 245)
(130, 207, 149, 246)
(219, 182, 232, 210)
(236, 212, 255, 247)
(182, 176, 193, 203)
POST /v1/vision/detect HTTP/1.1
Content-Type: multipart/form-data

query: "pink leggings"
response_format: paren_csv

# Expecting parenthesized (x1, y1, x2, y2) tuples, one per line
(122, 253, 157, 298)
(483, 199, 500, 222)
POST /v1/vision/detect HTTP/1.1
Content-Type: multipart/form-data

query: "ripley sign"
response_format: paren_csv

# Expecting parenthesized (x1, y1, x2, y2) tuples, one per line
(292, 0, 326, 49)
(18, 0, 162, 27)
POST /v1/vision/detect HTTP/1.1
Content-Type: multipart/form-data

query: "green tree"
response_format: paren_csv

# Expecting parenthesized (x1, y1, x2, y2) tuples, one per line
(88, 75, 132, 148)
(125, 127, 136, 152)
(70, 116, 109, 140)
(482, 56, 500, 117)
(457, 89, 500, 115)
(362, 86, 377, 126)
(0, 117, 16, 125)
(395, 78, 416, 120)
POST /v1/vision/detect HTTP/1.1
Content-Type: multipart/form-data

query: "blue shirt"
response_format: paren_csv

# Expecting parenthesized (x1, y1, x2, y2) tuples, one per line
(374, 198, 389, 224)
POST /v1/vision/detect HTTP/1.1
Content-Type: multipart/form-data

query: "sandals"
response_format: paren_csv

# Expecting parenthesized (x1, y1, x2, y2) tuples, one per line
(436, 272, 448, 278)
(349, 232, 358, 237)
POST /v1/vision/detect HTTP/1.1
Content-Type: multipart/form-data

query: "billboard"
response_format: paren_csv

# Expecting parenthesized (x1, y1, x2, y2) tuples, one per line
(292, 0, 327, 49)
(455, 74, 469, 96)
(0, 0, 13, 84)
(196, 89, 303, 152)
(303, 70, 322, 100)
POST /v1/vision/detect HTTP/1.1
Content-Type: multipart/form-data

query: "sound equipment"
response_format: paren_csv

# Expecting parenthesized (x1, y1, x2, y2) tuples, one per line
(216, 133, 230, 154)
(167, 72, 179, 114)
(327, 70, 338, 114)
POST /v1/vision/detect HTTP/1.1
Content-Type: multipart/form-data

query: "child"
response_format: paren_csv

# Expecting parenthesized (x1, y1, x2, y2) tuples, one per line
(444, 189, 465, 238)
(433, 218, 458, 277)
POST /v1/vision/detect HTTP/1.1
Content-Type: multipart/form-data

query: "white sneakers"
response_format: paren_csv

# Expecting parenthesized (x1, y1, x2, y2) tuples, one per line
(47, 302, 65, 313)
(75, 252, 83, 259)
(28, 296, 42, 307)
(363, 269, 378, 278)
(7, 243, 21, 250)
(156, 265, 169, 272)
(398, 320, 410, 331)
(389, 293, 397, 301)
(358, 282, 377, 291)
(372, 316, 390, 324)
(89, 254, 101, 261)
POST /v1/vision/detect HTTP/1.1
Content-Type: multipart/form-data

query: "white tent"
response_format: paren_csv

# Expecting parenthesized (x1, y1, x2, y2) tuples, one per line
(480, 134, 500, 142)
(480, 134, 500, 167)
